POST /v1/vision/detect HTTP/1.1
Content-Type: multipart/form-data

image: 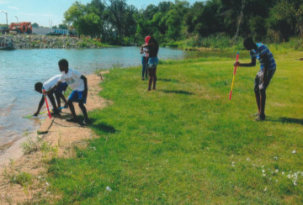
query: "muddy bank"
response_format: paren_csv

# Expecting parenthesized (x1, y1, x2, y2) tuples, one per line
(0, 72, 110, 204)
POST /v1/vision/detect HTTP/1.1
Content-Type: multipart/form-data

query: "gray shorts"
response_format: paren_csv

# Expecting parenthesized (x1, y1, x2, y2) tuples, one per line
(254, 68, 276, 92)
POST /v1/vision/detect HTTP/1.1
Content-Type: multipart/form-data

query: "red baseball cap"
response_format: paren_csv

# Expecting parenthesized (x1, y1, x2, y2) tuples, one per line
(145, 36, 151, 44)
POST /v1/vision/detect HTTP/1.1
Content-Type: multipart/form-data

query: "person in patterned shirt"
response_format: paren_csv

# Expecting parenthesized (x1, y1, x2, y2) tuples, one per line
(235, 37, 276, 121)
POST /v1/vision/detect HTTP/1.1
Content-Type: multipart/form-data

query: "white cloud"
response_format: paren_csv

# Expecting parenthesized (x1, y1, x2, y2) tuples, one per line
(19, 12, 57, 18)
(0, 0, 8, 5)
(8, 6, 19, 10)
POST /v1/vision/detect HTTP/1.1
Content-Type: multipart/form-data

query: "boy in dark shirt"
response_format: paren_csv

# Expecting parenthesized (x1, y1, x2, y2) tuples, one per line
(147, 36, 159, 91)
(235, 37, 276, 121)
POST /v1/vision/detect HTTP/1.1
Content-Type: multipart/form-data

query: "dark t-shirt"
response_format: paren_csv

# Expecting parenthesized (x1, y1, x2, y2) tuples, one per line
(148, 42, 159, 57)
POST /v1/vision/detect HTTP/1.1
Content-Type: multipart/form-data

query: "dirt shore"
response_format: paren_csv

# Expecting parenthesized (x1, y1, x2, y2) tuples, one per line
(0, 72, 109, 204)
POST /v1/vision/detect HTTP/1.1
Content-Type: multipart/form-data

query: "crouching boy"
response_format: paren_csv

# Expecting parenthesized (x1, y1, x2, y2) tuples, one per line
(34, 74, 67, 116)
(58, 59, 89, 125)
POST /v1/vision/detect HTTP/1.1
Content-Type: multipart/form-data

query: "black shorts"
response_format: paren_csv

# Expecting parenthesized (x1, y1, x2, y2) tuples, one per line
(254, 68, 276, 92)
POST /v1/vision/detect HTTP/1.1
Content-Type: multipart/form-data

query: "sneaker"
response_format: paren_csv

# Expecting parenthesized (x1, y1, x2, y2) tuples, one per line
(66, 118, 78, 123)
(51, 110, 61, 117)
(255, 114, 265, 121)
(80, 119, 90, 126)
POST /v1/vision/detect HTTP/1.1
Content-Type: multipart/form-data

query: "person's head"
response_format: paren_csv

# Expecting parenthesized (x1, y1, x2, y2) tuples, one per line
(58, 59, 69, 73)
(243, 37, 256, 50)
(35, 82, 43, 93)
(145, 36, 151, 44)
(149, 36, 158, 45)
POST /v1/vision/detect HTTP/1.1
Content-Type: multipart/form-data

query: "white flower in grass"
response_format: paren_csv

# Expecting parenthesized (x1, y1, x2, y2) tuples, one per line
(246, 157, 250, 161)
(274, 156, 278, 160)
(262, 169, 265, 173)
(264, 186, 267, 192)
(275, 169, 279, 173)
(106, 186, 112, 192)
(231, 162, 235, 167)
(292, 150, 296, 154)
(282, 172, 285, 175)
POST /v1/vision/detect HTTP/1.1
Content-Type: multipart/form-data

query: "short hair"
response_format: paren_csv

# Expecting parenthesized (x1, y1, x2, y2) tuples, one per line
(58, 59, 68, 69)
(149, 36, 158, 45)
(243, 37, 255, 50)
(35, 82, 43, 92)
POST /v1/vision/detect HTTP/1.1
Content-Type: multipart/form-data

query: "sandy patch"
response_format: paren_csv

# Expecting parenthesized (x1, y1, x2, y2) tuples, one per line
(0, 72, 109, 204)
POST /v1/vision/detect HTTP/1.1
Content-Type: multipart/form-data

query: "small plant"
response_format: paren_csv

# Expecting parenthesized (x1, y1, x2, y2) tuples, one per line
(10, 172, 33, 187)
(22, 136, 40, 154)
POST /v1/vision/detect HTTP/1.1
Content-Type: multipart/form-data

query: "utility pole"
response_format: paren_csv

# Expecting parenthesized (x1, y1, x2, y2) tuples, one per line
(0, 10, 8, 25)
(233, 0, 246, 43)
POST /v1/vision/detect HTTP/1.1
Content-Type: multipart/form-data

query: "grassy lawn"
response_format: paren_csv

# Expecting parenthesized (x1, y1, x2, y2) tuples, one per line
(47, 49, 303, 204)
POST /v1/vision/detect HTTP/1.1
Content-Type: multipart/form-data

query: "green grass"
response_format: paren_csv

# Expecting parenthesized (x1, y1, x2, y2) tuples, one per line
(46, 49, 303, 204)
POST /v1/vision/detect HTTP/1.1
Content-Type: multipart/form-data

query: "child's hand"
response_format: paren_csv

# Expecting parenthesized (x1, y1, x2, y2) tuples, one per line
(234, 62, 240, 67)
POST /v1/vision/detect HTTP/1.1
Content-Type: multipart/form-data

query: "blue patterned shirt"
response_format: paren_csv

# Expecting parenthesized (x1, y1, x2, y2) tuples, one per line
(250, 43, 276, 71)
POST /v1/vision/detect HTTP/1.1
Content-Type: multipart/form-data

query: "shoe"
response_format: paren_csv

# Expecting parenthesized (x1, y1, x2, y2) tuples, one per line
(51, 110, 61, 117)
(255, 114, 265, 121)
(80, 119, 90, 126)
(66, 118, 78, 123)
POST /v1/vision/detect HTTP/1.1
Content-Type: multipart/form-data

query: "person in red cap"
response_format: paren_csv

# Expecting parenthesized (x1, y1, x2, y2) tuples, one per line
(140, 36, 150, 80)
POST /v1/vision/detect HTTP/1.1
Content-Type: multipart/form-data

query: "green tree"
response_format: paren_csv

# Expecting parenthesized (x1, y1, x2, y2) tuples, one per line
(64, 2, 86, 34)
(32, 23, 39, 28)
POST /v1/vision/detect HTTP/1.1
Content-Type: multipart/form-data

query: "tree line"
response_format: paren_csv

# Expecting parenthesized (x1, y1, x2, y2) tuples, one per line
(64, 0, 303, 45)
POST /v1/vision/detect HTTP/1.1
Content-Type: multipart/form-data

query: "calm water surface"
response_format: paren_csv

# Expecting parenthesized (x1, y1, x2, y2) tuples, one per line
(0, 47, 184, 146)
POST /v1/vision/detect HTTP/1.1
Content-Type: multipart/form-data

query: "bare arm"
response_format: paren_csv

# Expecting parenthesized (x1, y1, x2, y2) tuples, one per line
(81, 75, 87, 91)
(237, 57, 256, 67)
(34, 95, 45, 116)
(81, 75, 88, 103)
(260, 53, 269, 83)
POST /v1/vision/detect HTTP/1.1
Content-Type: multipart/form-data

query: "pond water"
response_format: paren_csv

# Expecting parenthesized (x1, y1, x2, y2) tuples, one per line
(0, 47, 185, 146)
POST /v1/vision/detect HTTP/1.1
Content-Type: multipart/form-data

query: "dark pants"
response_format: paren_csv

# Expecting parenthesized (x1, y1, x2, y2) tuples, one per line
(47, 91, 59, 113)
(142, 56, 148, 79)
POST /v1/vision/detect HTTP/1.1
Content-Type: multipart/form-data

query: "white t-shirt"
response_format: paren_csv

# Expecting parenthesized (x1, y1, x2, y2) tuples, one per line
(43, 74, 62, 92)
(60, 68, 84, 91)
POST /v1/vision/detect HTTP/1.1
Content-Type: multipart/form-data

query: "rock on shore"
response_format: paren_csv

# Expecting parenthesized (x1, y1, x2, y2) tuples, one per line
(2, 34, 104, 49)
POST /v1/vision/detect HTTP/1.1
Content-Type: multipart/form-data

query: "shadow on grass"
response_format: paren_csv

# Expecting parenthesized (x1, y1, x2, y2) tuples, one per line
(159, 89, 194, 95)
(269, 117, 303, 125)
(158, 78, 180, 83)
(90, 119, 117, 133)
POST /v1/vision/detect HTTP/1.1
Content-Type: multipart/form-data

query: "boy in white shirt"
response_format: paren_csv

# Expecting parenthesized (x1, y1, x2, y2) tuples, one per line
(34, 74, 67, 116)
(58, 59, 89, 125)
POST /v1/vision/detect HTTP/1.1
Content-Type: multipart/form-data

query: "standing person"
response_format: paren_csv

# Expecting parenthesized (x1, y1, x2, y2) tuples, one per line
(235, 37, 276, 121)
(140, 36, 150, 80)
(147, 36, 159, 91)
(58, 59, 89, 125)
(33, 74, 67, 116)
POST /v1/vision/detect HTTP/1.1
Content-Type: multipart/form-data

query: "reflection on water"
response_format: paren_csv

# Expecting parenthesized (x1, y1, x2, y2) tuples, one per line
(0, 47, 184, 145)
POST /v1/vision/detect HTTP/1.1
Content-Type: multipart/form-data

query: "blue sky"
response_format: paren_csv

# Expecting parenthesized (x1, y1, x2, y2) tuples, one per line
(0, 0, 204, 27)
